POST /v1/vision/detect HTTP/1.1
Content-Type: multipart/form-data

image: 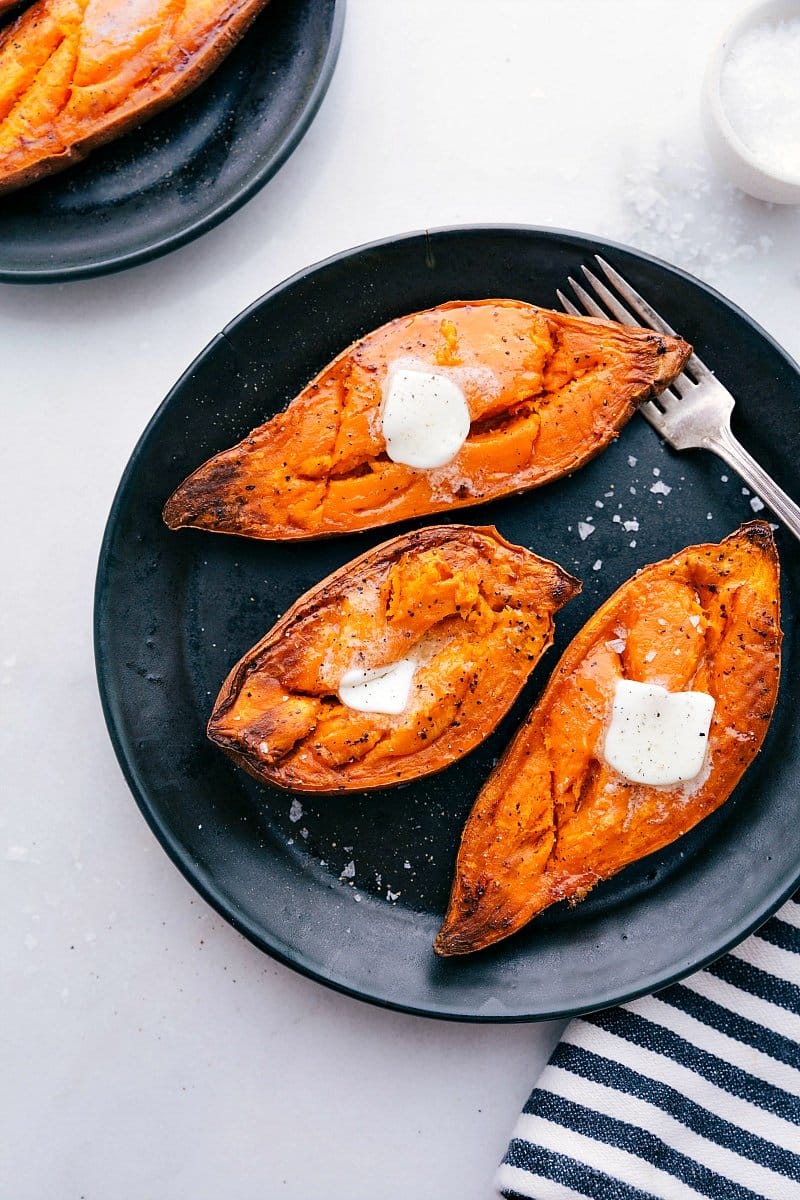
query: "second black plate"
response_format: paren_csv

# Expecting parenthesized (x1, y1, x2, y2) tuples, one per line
(95, 226, 800, 1020)
(0, 0, 344, 282)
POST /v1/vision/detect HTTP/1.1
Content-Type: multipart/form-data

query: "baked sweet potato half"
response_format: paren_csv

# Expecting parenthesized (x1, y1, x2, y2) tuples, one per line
(207, 525, 580, 792)
(435, 522, 782, 956)
(0, 0, 270, 192)
(163, 299, 691, 540)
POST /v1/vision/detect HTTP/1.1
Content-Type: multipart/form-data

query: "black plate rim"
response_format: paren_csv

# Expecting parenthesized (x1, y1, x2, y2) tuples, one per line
(0, 0, 346, 285)
(94, 223, 800, 1021)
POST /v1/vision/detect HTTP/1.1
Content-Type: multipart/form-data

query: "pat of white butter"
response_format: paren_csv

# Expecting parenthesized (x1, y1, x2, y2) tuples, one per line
(380, 365, 470, 469)
(338, 657, 417, 715)
(604, 679, 715, 786)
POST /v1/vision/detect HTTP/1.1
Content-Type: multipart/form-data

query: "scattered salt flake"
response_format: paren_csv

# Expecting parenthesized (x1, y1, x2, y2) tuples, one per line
(6, 846, 29, 862)
(629, 486, 637, 494)
(644, 650, 657, 663)
(593, 559, 603, 571)
(627, 455, 638, 467)
(742, 486, 750, 495)
(288, 799, 303, 823)
(689, 615, 701, 628)
(770, 523, 779, 531)
(623, 519, 639, 532)
(300, 828, 309, 840)
(578, 521, 595, 540)
(340, 860, 356, 880)
(612, 514, 621, 524)
(354, 894, 362, 902)
(604, 490, 615, 498)
(629, 539, 637, 548)
(650, 480, 672, 496)
(653, 467, 661, 476)
(594, 500, 604, 509)
(707, 512, 713, 520)
(606, 638, 627, 654)
(750, 496, 765, 512)
(387, 889, 401, 902)
(403, 860, 412, 869)
(721, 474, 729, 482)
(658, 617, 667, 626)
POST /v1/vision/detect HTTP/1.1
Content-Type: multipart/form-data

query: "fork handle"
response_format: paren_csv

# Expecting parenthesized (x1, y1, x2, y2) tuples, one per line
(709, 423, 800, 542)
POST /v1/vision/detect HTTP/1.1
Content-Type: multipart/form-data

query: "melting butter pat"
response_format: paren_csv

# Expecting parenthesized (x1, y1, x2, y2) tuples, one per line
(338, 657, 417, 715)
(604, 679, 715, 786)
(380, 365, 470, 468)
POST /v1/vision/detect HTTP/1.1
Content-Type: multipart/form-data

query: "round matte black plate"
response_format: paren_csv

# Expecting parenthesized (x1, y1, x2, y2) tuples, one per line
(0, 0, 344, 283)
(95, 226, 800, 1021)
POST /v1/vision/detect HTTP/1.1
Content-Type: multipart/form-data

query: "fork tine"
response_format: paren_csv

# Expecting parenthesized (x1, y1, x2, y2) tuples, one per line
(638, 400, 670, 436)
(567, 276, 607, 320)
(556, 288, 581, 316)
(580, 266, 639, 327)
(582, 263, 698, 398)
(594, 256, 679, 336)
(594, 255, 712, 381)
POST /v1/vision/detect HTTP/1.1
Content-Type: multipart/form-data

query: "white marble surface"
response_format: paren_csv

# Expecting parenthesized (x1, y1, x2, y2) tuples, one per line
(3, 2, 800, 1197)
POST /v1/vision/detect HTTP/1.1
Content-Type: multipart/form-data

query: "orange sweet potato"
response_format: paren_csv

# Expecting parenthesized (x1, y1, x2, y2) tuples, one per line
(435, 522, 782, 956)
(163, 300, 691, 540)
(207, 525, 580, 792)
(0, 0, 270, 192)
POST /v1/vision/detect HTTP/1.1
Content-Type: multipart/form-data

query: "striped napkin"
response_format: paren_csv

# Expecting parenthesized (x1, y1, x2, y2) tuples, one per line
(496, 893, 800, 1200)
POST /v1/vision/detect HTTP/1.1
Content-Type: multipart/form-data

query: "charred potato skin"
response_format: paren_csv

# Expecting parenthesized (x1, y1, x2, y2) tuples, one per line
(163, 299, 691, 541)
(435, 522, 782, 957)
(207, 524, 580, 793)
(0, 0, 271, 193)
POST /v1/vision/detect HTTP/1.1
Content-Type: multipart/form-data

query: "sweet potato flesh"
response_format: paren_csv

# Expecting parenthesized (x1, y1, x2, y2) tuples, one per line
(163, 300, 691, 540)
(435, 522, 782, 956)
(0, 0, 268, 191)
(207, 525, 579, 792)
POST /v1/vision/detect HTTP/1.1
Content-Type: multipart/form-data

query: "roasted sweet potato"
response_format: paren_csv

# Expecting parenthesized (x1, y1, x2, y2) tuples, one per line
(163, 300, 691, 540)
(0, 0, 270, 192)
(207, 525, 579, 792)
(435, 522, 782, 956)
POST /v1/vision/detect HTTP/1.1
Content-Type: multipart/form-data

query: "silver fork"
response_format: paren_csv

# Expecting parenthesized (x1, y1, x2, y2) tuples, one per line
(557, 256, 800, 541)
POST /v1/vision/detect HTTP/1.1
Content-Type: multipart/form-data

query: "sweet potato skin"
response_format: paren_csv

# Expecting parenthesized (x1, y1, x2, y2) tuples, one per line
(435, 522, 782, 956)
(207, 525, 580, 792)
(0, 0, 270, 193)
(163, 300, 691, 541)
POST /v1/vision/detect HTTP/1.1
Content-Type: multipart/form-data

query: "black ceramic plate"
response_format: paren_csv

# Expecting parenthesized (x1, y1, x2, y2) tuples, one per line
(95, 226, 800, 1021)
(0, 0, 344, 283)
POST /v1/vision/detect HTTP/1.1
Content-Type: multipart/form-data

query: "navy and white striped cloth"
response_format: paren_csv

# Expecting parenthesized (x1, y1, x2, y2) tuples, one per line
(497, 893, 800, 1200)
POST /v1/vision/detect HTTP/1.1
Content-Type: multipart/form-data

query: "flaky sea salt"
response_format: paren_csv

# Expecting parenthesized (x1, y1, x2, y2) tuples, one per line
(289, 799, 303, 823)
(593, 559, 603, 571)
(721, 19, 800, 178)
(750, 495, 765, 512)
(578, 521, 595, 540)
(650, 480, 672, 496)
(623, 519, 639, 532)
(627, 455, 637, 467)
(340, 860, 356, 880)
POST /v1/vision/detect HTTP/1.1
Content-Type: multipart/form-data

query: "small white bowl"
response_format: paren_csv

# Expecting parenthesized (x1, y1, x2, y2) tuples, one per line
(702, 0, 800, 204)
